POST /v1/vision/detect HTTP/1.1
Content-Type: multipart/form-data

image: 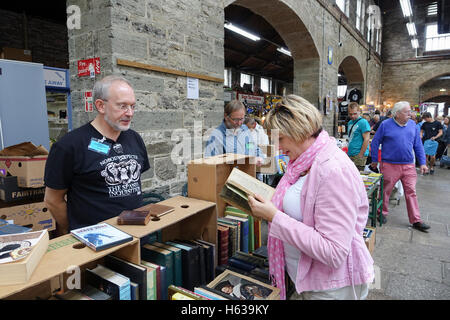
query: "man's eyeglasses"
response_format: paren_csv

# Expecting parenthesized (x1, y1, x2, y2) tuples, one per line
(103, 99, 136, 112)
(227, 115, 245, 123)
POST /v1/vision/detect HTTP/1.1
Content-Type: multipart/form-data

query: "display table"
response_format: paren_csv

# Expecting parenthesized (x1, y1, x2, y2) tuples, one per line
(361, 173, 384, 227)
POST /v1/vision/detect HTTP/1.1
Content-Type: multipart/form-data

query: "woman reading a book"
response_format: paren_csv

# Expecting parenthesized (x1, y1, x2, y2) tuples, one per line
(248, 95, 374, 300)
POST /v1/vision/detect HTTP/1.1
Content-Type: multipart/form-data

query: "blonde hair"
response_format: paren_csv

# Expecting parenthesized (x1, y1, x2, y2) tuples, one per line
(264, 94, 323, 143)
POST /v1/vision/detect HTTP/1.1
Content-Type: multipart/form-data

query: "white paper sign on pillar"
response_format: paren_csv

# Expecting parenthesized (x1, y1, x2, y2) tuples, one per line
(187, 77, 199, 100)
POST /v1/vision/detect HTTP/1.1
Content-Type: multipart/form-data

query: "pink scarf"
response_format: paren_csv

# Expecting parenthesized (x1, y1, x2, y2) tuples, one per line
(268, 130, 331, 299)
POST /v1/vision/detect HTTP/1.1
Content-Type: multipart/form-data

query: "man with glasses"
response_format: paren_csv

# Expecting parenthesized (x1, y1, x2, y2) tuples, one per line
(347, 102, 371, 171)
(370, 101, 430, 232)
(44, 75, 150, 235)
(204, 100, 264, 165)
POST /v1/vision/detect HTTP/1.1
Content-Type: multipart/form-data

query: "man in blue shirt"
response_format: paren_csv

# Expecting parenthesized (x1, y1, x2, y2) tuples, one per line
(370, 101, 430, 232)
(204, 100, 263, 166)
(347, 102, 371, 171)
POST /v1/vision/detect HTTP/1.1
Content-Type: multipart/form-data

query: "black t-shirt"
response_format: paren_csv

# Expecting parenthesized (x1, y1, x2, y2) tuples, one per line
(348, 89, 362, 104)
(44, 123, 150, 230)
(421, 120, 443, 142)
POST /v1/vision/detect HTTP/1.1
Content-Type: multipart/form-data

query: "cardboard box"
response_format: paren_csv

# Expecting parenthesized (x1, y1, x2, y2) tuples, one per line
(0, 200, 55, 232)
(257, 145, 277, 174)
(188, 154, 256, 217)
(0, 156, 47, 188)
(1, 47, 32, 62)
(0, 175, 45, 202)
(364, 227, 376, 255)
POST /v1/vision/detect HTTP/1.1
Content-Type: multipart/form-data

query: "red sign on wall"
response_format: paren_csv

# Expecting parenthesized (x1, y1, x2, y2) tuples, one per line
(85, 91, 94, 112)
(78, 58, 101, 77)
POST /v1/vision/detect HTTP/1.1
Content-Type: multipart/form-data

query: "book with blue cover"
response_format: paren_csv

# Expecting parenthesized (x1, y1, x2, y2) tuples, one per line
(85, 264, 131, 300)
(0, 219, 32, 235)
(70, 222, 133, 251)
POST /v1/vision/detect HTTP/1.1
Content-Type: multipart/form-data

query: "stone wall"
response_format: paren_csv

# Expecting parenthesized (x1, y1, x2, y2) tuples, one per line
(380, 2, 450, 106)
(68, 0, 383, 197)
(0, 9, 69, 69)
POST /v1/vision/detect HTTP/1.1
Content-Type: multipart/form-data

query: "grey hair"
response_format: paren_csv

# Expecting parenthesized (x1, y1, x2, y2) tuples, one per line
(93, 75, 132, 102)
(392, 101, 410, 117)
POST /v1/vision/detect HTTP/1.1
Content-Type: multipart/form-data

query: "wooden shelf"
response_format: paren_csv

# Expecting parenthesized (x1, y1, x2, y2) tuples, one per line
(0, 196, 218, 300)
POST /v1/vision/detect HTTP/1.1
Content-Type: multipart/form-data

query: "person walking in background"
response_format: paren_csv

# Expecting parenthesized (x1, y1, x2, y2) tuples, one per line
(248, 95, 374, 300)
(370, 101, 430, 232)
(436, 116, 449, 164)
(420, 112, 443, 175)
(347, 102, 371, 171)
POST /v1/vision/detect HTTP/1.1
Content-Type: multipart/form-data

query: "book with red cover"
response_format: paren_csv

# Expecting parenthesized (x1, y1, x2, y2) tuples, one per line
(217, 225, 229, 266)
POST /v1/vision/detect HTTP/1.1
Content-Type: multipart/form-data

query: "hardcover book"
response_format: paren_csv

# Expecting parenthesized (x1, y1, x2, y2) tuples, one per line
(166, 241, 199, 291)
(117, 210, 151, 226)
(220, 168, 275, 216)
(151, 242, 183, 287)
(70, 223, 133, 252)
(225, 215, 249, 253)
(225, 207, 254, 252)
(141, 244, 174, 295)
(217, 225, 229, 266)
(140, 260, 159, 300)
(145, 203, 175, 218)
(85, 264, 131, 300)
(104, 254, 148, 300)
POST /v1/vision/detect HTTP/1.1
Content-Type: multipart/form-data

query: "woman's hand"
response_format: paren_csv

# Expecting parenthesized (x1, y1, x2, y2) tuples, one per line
(248, 194, 278, 222)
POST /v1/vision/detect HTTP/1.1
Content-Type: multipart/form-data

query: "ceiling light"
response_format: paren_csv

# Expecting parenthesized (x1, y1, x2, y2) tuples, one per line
(277, 47, 292, 57)
(440, 88, 447, 92)
(411, 39, 419, 48)
(400, 0, 413, 17)
(224, 23, 260, 41)
(406, 22, 416, 36)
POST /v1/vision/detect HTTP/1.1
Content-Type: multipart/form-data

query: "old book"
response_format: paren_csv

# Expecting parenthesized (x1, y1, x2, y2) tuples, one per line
(0, 229, 49, 285)
(168, 284, 209, 300)
(218, 219, 239, 257)
(192, 239, 215, 284)
(225, 215, 249, 253)
(104, 254, 148, 300)
(225, 207, 254, 252)
(217, 225, 229, 266)
(117, 210, 151, 226)
(220, 168, 275, 216)
(85, 264, 131, 300)
(219, 217, 241, 254)
(166, 240, 199, 291)
(145, 203, 175, 218)
(151, 242, 183, 287)
(141, 244, 174, 291)
(140, 260, 159, 300)
(70, 223, 133, 251)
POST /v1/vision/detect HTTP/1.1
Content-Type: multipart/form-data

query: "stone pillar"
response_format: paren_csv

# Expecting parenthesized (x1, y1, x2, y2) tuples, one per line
(68, 0, 224, 197)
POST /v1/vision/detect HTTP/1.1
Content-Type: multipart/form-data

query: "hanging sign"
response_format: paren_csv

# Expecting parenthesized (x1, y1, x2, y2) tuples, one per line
(44, 68, 67, 88)
(85, 91, 94, 113)
(327, 46, 333, 65)
(78, 58, 101, 77)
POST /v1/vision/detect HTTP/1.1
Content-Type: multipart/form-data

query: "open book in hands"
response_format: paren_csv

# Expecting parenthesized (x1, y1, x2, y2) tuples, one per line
(219, 168, 275, 216)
